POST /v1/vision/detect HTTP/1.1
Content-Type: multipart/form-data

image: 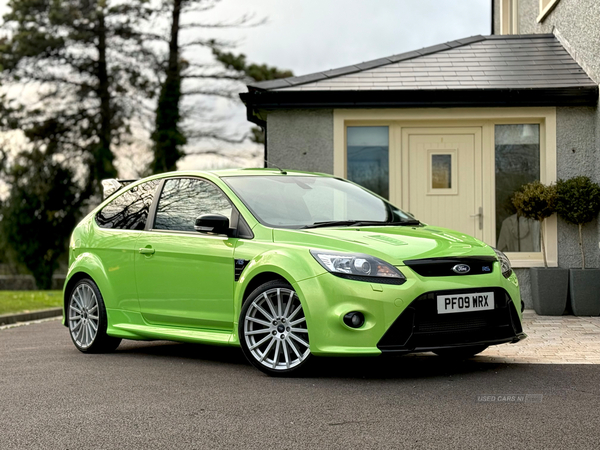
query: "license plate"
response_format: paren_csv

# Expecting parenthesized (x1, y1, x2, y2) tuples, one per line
(436, 292, 494, 314)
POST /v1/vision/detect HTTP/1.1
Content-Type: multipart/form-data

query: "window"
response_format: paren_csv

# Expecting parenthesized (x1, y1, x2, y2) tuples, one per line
(428, 151, 457, 195)
(500, 0, 519, 35)
(153, 178, 232, 232)
(431, 155, 452, 189)
(96, 180, 159, 230)
(495, 124, 540, 253)
(224, 175, 413, 229)
(347, 126, 389, 199)
(538, 0, 559, 22)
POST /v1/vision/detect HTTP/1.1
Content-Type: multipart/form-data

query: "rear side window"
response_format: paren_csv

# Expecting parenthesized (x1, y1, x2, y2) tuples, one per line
(153, 178, 232, 232)
(96, 180, 160, 230)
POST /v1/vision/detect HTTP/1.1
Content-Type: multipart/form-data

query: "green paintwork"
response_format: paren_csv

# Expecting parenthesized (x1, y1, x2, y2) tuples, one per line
(63, 169, 522, 356)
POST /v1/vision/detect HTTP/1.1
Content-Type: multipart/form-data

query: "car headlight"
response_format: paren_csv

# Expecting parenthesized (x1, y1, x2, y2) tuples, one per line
(310, 250, 406, 285)
(493, 248, 513, 279)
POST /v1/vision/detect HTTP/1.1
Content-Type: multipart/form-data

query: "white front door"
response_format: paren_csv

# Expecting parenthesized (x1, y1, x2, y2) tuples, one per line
(401, 127, 484, 240)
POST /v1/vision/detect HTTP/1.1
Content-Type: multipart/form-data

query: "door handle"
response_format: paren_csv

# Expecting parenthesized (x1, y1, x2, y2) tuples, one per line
(139, 247, 155, 255)
(470, 207, 483, 230)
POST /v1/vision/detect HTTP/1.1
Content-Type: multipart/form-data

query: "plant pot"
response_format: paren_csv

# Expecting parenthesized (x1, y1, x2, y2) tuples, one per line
(530, 267, 569, 316)
(569, 269, 600, 316)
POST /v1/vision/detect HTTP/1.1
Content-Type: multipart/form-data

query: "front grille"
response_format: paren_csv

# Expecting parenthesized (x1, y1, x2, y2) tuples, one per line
(417, 314, 490, 333)
(378, 287, 522, 352)
(404, 256, 497, 277)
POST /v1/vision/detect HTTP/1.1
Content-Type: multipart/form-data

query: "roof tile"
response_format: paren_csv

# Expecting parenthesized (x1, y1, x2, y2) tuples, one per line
(248, 34, 596, 92)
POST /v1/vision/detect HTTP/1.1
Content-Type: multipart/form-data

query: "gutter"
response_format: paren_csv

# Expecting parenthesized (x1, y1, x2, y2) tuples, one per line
(240, 86, 599, 109)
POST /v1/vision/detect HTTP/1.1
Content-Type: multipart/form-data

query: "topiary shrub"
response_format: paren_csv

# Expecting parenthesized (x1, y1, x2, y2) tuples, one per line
(555, 176, 600, 269)
(512, 181, 556, 268)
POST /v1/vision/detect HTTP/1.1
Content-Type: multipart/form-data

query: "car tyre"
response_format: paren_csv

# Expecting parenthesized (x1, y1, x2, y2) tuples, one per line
(67, 278, 121, 353)
(433, 345, 488, 360)
(239, 280, 312, 376)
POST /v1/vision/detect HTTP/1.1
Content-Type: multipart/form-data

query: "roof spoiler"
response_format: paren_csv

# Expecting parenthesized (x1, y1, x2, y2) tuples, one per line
(101, 179, 138, 200)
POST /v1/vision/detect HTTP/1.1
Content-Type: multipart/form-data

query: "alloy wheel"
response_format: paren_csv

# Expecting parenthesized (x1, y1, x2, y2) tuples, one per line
(243, 287, 310, 371)
(69, 283, 100, 349)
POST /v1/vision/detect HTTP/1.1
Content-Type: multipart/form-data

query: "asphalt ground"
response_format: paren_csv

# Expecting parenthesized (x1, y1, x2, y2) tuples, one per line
(1, 319, 600, 450)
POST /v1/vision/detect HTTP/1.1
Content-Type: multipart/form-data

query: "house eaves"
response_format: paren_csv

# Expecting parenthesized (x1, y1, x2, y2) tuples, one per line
(240, 34, 598, 114)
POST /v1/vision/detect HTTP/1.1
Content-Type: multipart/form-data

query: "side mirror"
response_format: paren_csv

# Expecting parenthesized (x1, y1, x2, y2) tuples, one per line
(194, 214, 230, 235)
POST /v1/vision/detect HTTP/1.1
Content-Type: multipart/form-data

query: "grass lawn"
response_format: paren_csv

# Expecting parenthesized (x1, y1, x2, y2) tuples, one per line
(0, 291, 63, 315)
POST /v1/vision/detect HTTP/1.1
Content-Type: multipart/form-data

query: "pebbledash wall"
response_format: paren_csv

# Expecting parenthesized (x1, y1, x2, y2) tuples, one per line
(267, 110, 335, 174)
(495, 0, 600, 302)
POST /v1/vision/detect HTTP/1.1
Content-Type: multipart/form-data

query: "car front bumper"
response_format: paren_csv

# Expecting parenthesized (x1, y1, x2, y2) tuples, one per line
(294, 267, 525, 357)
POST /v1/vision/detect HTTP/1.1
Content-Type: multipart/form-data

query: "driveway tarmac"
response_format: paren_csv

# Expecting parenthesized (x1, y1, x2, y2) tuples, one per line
(1, 319, 600, 449)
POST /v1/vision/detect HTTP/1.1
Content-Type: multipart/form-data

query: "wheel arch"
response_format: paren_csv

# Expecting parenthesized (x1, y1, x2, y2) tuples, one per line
(241, 271, 290, 304)
(234, 247, 324, 308)
(63, 252, 113, 326)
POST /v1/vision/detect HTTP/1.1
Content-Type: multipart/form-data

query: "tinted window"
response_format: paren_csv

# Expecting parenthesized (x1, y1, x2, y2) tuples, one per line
(495, 124, 540, 253)
(96, 180, 159, 230)
(347, 126, 389, 199)
(154, 178, 233, 232)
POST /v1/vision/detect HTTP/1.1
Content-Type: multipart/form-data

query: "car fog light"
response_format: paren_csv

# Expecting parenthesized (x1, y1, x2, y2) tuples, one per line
(343, 312, 365, 328)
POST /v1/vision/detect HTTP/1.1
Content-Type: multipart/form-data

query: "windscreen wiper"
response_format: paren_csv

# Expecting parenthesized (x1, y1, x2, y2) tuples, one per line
(302, 219, 420, 229)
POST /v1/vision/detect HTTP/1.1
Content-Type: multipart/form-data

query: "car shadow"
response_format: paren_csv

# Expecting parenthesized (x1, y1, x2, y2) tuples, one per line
(114, 339, 509, 380)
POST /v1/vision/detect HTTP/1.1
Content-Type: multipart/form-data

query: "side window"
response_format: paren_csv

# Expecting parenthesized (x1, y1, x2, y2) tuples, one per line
(96, 180, 159, 230)
(153, 178, 233, 232)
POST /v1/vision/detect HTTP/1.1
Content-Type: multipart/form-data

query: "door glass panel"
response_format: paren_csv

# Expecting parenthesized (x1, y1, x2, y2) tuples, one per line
(495, 124, 540, 252)
(96, 180, 159, 230)
(154, 178, 232, 232)
(431, 154, 452, 189)
(347, 126, 389, 199)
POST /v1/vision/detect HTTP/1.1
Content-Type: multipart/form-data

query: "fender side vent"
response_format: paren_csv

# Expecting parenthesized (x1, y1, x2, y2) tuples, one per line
(234, 259, 250, 281)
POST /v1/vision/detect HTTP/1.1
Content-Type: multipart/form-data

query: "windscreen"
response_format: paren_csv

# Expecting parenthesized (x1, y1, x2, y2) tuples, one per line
(223, 175, 414, 229)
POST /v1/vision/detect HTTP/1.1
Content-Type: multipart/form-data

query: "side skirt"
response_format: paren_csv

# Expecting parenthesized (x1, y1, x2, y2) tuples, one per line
(106, 309, 236, 346)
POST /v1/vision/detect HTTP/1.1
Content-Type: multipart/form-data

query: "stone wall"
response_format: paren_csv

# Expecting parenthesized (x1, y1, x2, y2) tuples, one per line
(266, 109, 334, 174)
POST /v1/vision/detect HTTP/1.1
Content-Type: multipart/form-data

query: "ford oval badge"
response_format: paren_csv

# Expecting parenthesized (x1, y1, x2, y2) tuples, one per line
(452, 264, 471, 274)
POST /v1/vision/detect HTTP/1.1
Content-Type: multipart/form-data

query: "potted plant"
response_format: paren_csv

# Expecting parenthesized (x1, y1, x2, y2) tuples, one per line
(512, 181, 568, 315)
(555, 176, 600, 316)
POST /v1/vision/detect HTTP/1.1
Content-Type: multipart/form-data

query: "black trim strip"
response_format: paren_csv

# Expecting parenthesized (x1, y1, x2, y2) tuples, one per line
(234, 259, 250, 282)
(241, 86, 598, 109)
(332, 273, 406, 285)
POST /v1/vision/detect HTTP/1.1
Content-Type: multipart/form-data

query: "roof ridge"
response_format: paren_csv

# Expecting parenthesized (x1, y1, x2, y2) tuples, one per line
(248, 34, 487, 91)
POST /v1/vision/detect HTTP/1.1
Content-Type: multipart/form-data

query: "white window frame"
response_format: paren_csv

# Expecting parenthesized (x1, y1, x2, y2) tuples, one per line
(537, 0, 560, 22)
(333, 107, 558, 268)
(428, 150, 457, 196)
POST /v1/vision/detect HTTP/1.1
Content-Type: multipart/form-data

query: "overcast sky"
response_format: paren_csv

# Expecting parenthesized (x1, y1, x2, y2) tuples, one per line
(205, 0, 492, 76)
(0, 0, 492, 173)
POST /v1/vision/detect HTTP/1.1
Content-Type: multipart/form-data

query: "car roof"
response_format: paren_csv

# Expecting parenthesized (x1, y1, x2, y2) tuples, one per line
(151, 168, 334, 178)
(210, 168, 333, 178)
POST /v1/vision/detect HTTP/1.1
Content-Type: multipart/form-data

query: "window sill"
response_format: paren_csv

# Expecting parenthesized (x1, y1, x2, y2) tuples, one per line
(506, 255, 558, 269)
(537, 0, 560, 23)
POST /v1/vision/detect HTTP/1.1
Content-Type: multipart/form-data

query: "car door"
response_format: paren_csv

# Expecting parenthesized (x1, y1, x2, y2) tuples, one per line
(94, 179, 160, 312)
(134, 177, 237, 331)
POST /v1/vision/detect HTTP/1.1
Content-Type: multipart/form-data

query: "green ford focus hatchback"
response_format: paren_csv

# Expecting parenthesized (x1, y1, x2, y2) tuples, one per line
(63, 169, 526, 375)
